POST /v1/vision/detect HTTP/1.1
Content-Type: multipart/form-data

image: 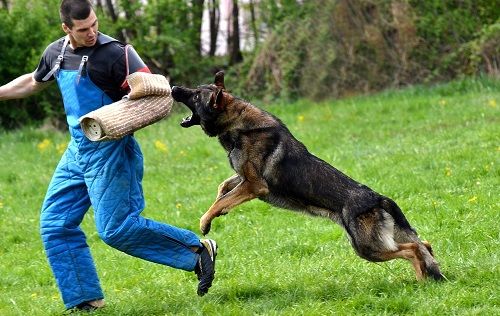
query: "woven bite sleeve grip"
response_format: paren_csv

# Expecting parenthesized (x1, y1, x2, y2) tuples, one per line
(80, 73, 173, 141)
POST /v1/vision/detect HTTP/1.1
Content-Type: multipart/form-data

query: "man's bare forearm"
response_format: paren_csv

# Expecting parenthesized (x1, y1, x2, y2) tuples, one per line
(0, 72, 51, 101)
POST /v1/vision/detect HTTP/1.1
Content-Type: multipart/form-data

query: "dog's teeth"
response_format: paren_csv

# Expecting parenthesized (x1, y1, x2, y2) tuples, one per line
(181, 116, 190, 123)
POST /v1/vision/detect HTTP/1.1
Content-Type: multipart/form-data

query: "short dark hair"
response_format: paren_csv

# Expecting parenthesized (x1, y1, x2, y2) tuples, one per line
(60, 0, 93, 28)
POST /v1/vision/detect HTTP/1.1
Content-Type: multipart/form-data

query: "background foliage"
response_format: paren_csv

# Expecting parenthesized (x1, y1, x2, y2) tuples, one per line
(237, 0, 499, 100)
(0, 0, 498, 128)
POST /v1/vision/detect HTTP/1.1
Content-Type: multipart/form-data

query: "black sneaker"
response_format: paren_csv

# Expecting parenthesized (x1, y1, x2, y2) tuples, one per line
(195, 239, 217, 296)
(67, 300, 105, 313)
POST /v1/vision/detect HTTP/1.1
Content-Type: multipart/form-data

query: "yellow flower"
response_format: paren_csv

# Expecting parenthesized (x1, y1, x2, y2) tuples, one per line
(438, 99, 447, 106)
(176, 203, 182, 209)
(37, 139, 52, 152)
(297, 115, 305, 122)
(444, 167, 452, 177)
(56, 143, 67, 154)
(468, 196, 477, 203)
(488, 99, 497, 107)
(0, 201, 3, 209)
(154, 140, 168, 153)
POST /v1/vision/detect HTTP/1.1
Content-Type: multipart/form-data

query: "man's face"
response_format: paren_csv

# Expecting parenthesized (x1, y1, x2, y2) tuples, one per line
(62, 9, 98, 48)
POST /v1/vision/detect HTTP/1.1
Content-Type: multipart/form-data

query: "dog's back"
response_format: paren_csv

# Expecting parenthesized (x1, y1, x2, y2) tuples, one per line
(220, 102, 383, 216)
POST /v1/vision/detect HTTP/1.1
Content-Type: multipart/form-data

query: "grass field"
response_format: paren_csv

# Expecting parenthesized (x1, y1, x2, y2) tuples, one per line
(0, 77, 498, 315)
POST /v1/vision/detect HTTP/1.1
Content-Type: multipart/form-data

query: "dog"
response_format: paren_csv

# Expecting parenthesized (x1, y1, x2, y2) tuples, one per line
(171, 71, 444, 281)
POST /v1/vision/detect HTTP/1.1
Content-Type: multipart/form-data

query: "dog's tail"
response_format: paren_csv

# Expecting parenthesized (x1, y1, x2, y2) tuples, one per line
(381, 198, 445, 281)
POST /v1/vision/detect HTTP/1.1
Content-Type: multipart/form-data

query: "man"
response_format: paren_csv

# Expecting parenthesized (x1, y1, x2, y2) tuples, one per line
(0, 0, 217, 311)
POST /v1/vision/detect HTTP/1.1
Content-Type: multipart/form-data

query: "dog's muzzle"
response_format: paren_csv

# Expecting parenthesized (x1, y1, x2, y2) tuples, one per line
(171, 86, 201, 127)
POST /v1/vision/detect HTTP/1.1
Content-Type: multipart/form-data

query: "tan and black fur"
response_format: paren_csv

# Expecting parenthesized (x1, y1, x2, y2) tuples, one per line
(171, 71, 444, 281)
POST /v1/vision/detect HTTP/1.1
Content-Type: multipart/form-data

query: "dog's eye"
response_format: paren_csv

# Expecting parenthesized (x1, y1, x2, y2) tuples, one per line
(193, 95, 199, 101)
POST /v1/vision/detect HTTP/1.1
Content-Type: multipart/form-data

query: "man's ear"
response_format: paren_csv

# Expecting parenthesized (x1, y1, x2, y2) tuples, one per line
(62, 23, 71, 34)
(213, 89, 224, 109)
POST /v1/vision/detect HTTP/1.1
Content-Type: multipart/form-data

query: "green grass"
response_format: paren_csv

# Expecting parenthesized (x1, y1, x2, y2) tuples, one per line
(0, 77, 498, 315)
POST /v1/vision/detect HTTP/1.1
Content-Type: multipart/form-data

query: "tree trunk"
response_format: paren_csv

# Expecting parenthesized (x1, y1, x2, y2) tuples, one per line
(191, 0, 205, 56)
(227, 0, 243, 65)
(208, 0, 220, 56)
(249, 0, 259, 47)
(121, 0, 139, 42)
(105, 0, 118, 22)
(95, 0, 102, 11)
(103, 0, 126, 42)
(1, 0, 8, 10)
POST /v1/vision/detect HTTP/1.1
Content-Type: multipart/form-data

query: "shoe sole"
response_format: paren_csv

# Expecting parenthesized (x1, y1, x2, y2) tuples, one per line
(202, 239, 217, 261)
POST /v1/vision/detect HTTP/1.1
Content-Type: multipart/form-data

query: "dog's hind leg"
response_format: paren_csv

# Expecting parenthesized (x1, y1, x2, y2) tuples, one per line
(393, 226, 444, 280)
(378, 243, 426, 280)
(344, 208, 441, 281)
(422, 240, 434, 257)
(382, 199, 444, 280)
(377, 241, 444, 281)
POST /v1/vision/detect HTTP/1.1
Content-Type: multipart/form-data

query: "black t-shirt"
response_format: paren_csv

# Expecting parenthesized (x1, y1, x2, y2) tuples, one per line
(34, 33, 149, 102)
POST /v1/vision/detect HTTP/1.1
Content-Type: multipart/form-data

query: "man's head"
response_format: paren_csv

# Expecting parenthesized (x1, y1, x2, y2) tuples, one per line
(60, 0, 98, 48)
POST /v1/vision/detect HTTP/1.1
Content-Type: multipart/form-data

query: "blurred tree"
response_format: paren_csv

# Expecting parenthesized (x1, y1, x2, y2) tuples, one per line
(248, 0, 259, 47)
(232, 0, 499, 101)
(0, 0, 498, 129)
(0, 0, 64, 129)
(102, 0, 126, 42)
(408, 0, 500, 79)
(227, 0, 243, 65)
(97, 0, 209, 85)
(207, 0, 220, 56)
(192, 0, 205, 55)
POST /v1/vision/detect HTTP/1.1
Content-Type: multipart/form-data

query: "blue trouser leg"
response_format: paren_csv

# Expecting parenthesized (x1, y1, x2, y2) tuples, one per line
(40, 140, 103, 309)
(41, 135, 202, 309)
(80, 136, 201, 270)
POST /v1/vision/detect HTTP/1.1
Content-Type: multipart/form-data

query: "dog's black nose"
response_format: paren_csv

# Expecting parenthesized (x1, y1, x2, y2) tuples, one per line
(171, 86, 181, 100)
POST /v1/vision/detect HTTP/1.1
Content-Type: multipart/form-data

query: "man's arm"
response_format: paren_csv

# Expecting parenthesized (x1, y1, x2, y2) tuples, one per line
(0, 72, 52, 101)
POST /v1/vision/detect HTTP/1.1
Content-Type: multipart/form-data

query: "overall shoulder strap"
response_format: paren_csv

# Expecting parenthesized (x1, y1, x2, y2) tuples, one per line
(76, 55, 89, 84)
(42, 36, 70, 81)
(75, 33, 122, 84)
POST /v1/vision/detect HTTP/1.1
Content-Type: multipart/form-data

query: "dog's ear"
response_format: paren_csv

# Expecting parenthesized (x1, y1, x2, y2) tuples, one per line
(214, 71, 225, 89)
(212, 88, 224, 109)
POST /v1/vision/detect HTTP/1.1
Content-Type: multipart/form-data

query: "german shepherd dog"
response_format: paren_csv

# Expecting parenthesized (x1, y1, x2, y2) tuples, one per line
(171, 72, 444, 281)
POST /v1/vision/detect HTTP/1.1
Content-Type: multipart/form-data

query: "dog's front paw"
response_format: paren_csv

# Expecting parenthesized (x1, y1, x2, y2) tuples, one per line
(200, 216, 212, 235)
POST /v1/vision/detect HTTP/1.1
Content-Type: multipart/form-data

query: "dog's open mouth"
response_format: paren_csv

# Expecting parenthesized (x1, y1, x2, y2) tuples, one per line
(180, 113, 201, 127)
(171, 86, 201, 128)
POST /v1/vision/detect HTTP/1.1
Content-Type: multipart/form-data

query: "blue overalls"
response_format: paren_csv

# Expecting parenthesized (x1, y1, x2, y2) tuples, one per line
(39, 37, 201, 309)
